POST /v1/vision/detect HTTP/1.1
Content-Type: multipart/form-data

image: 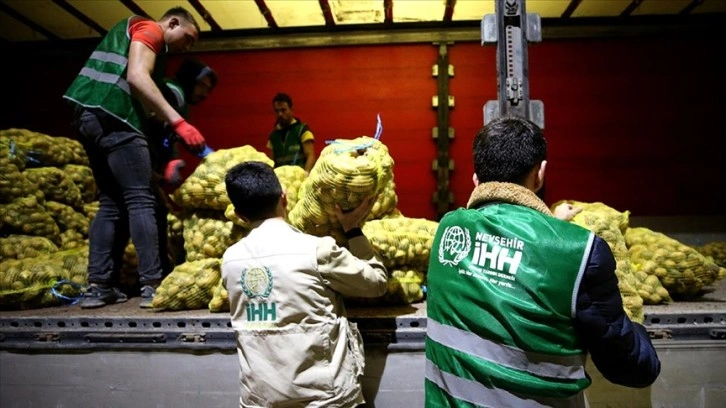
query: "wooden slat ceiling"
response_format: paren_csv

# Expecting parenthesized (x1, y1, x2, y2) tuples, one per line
(1, 0, 725, 43)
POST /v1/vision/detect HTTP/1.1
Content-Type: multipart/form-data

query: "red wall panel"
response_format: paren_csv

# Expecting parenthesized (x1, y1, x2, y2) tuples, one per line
(2, 34, 723, 219)
(171, 44, 440, 219)
(448, 38, 724, 217)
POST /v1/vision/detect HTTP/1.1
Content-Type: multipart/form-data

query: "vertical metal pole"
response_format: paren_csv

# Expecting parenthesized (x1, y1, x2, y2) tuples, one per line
(432, 43, 454, 219)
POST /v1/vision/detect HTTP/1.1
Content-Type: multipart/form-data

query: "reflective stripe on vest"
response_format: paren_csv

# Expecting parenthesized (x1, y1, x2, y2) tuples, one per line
(426, 359, 585, 408)
(427, 319, 587, 380)
(78, 67, 131, 94)
(63, 17, 167, 134)
(90, 50, 128, 66)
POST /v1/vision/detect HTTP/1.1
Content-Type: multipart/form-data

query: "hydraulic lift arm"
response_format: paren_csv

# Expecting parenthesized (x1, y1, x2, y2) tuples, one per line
(482, 0, 544, 128)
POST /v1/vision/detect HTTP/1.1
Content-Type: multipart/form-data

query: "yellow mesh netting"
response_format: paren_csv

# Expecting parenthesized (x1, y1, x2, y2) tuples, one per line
(172, 146, 274, 210)
(208, 279, 229, 313)
(183, 211, 248, 262)
(362, 217, 438, 271)
(626, 227, 721, 299)
(289, 136, 394, 245)
(0, 235, 59, 261)
(152, 258, 221, 311)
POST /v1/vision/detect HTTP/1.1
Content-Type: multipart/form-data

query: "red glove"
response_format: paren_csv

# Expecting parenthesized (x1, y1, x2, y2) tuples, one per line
(164, 159, 186, 186)
(171, 118, 206, 152)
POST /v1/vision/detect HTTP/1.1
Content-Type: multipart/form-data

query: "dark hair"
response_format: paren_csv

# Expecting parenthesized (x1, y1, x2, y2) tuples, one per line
(272, 93, 293, 108)
(473, 117, 547, 185)
(161, 7, 200, 33)
(225, 161, 282, 222)
(174, 58, 217, 98)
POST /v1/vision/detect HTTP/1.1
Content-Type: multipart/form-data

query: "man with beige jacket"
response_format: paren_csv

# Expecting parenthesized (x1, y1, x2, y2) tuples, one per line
(222, 161, 388, 408)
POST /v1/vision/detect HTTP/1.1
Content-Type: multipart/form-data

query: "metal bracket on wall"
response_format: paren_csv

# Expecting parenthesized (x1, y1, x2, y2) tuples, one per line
(481, 0, 544, 128)
(432, 42, 455, 219)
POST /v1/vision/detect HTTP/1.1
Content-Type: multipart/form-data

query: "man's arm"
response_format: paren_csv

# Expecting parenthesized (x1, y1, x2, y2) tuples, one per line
(574, 236, 661, 387)
(316, 236, 387, 298)
(127, 41, 205, 152)
(302, 140, 316, 173)
(127, 41, 183, 125)
(316, 195, 387, 297)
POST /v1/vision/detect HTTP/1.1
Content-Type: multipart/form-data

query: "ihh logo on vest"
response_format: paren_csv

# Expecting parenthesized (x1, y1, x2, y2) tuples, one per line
(438, 226, 472, 267)
(472, 232, 524, 276)
(439, 226, 524, 279)
(241, 266, 277, 322)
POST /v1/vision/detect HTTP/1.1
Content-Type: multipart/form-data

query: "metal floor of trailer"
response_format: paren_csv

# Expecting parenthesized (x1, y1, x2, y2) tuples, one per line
(1, 215, 725, 407)
(2, 278, 725, 408)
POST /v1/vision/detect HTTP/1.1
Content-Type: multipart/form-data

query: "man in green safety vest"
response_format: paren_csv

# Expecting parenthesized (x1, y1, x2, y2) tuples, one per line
(64, 7, 206, 309)
(267, 92, 317, 173)
(425, 117, 660, 407)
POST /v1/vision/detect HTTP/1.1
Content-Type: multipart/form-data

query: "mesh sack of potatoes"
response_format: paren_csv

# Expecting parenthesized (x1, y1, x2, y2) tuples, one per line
(59, 229, 87, 250)
(118, 240, 139, 289)
(366, 176, 399, 221)
(0, 257, 71, 309)
(555, 200, 630, 235)
(0, 235, 59, 261)
(63, 164, 97, 203)
(561, 201, 650, 315)
(83, 201, 99, 222)
(362, 217, 438, 271)
(694, 242, 726, 269)
(152, 258, 221, 311)
(3, 130, 88, 167)
(224, 203, 250, 229)
(289, 136, 394, 244)
(172, 146, 274, 210)
(45, 201, 90, 236)
(167, 211, 186, 266)
(183, 210, 249, 262)
(380, 208, 404, 219)
(0, 195, 60, 243)
(208, 278, 230, 313)
(0, 158, 43, 204)
(625, 227, 721, 299)
(274, 165, 307, 213)
(617, 274, 645, 324)
(0, 137, 28, 170)
(23, 167, 84, 209)
(631, 262, 673, 305)
(50, 246, 89, 285)
(346, 268, 426, 306)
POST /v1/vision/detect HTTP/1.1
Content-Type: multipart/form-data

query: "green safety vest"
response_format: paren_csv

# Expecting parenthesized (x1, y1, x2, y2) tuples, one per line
(163, 79, 189, 118)
(63, 17, 167, 134)
(269, 120, 309, 167)
(425, 203, 594, 408)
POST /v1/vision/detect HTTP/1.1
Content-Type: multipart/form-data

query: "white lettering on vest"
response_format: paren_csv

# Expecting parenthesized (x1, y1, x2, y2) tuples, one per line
(473, 239, 523, 276)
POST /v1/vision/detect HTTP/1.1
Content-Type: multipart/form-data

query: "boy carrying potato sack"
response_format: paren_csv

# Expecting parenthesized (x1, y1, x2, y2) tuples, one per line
(222, 161, 388, 407)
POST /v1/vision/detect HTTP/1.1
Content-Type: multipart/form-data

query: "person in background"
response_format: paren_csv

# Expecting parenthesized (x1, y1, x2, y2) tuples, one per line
(64, 7, 206, 309)
(425, 117, 660, 407)
(222, 161, 387, 407)
(268, 92, 316, 173)
(150, 58, 219, 274)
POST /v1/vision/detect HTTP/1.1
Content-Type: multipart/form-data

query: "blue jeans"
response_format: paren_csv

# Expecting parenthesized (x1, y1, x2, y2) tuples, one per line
(74, 108, 163, 286)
